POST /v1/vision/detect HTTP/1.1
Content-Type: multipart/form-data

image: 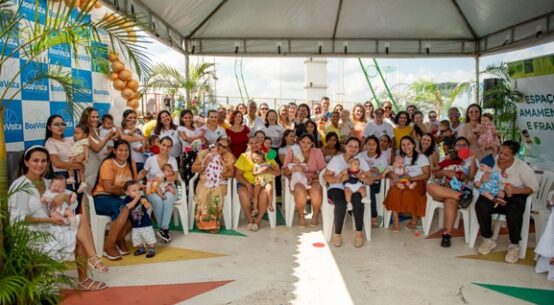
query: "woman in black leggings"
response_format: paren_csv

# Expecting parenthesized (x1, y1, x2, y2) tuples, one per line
(324, 137, 374, 248)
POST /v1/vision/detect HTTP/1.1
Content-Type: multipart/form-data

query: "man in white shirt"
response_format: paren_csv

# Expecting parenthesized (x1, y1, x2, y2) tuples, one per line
(244, 99, 264, 134)
(362, 107, 393, 141)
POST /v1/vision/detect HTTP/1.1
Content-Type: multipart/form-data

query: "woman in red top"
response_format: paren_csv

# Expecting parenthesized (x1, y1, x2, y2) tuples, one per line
(226, 110, 250, 159)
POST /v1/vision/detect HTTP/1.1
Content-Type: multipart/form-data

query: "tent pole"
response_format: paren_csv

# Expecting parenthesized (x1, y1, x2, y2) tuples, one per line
(475, 56, 480, 104)
(185, 52, 190, 104)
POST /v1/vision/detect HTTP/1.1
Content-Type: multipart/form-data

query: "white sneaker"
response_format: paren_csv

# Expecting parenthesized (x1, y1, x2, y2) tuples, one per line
(477, 238, 497, 255)
(361, 197, 371, 204)
(77, 182, 88, 194)
(346, 202, 353, 211)
(505, 244, 520, 264)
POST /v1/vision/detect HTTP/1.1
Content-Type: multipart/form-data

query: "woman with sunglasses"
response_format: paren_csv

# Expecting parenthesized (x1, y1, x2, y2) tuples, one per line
(191, 136, 235, 232)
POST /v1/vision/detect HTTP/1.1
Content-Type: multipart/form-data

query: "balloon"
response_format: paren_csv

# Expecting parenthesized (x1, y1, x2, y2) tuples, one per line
(127, 99, 139, 109)
(111, 60, 124, 73)
(94, 1, 102, 8)
(108, 52, 119, 62)
(266, 149, 277, 161)
(121, 88, 135, 99)
(457, 147, 470, 160)
(126, 28, 137, 43)
(119, 69, 132, 81)
(112, 79, 126, 90)
(126, 79, 139, 90)
(108, 72, 119, 81)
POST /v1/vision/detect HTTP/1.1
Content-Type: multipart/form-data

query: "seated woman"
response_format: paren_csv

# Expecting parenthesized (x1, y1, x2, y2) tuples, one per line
(384, 136, 430, 232)
(9, 146, 108, 291)
(92, 140, 137, 260)
(137, 136, 179, 243)
(191, 136, 235, 232)
(426, 137, 477, 248)
(475, 140, 538, 264)
(234, 136, 281, 231)
(324, 137, 374, 248)
(283, 133, 327, 227)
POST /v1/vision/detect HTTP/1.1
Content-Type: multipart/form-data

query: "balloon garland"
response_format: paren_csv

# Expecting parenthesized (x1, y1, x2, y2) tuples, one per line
(107, 51, 141, 110)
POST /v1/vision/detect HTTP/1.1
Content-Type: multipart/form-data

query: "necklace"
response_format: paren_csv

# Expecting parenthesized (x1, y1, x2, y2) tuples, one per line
(113, 159, 127, 168)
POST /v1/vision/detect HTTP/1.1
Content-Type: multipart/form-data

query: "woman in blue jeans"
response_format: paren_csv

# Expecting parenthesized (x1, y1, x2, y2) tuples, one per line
(138, 136, 179, 242)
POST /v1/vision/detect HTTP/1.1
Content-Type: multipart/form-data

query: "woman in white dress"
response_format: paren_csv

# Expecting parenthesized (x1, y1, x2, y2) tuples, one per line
(9, 146, 108, 290)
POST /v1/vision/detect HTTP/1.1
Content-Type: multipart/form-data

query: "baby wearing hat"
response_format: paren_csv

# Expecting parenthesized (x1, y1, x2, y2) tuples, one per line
(474, 154, 506, 206)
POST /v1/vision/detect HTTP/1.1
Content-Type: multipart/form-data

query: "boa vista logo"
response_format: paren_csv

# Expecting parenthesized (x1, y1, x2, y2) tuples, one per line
(21, 60, 49, 100)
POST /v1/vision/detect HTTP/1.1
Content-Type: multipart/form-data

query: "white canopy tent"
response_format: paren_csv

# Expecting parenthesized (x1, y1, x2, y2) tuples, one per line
(103, 0, 554, 57)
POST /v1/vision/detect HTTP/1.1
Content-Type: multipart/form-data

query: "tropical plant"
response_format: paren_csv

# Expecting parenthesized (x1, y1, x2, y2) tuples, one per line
(142, 62, 217, 114)
(481, 62, 524, 141)
(0, 181, 73, 305)
(408, 79, 473, 117)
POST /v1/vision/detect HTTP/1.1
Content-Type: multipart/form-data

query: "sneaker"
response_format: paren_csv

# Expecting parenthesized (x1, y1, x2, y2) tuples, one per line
(477, 238, 497, 255)
(250, 223, 259, 232)
(76, 182, 88, 194)
(458, 189, 473, 209)
(354, 236, 364, 248)
(133, 247, 146, 256)
(505, 244, 520, 264)
(157, 230, 170, 243)
(361, 197, 371, 204)
(146, 248, 156, 258)
(163, 229, 172, 242)
(440, 233, 451, 248)
(346, 202, 353, 211)
(332, 234, 342, 247)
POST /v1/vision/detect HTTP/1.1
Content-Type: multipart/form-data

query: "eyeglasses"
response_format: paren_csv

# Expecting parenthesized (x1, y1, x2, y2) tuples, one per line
(52, 122, 67, 127)
(384, 106, 392, 110)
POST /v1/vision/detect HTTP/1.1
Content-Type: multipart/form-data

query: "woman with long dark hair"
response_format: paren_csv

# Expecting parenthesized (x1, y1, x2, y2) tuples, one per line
(152, 110, 181, 159)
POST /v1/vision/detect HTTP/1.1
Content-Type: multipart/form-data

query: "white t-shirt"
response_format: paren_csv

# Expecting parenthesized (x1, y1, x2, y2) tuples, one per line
(494, 158, 538, 191)
(199, 125, 226, 145)
(124, 128, 145, 163)
(177, 126, 199, 148)
(45, 137, 74, 172)
(326, 154, 370, 190)
(156, 128, 182, 158)
(357, 151, 389, 170)
(263, 124, 285, 148)
(245, 116, 265, 135)
(403, 153, 430, 177)
(362, 121, 394, 139)
(143, 155, 179, 180)
(452, 122, 463, 136)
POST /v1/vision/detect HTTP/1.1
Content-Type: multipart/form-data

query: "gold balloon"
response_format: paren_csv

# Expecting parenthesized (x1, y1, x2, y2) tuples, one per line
(111, 61, 124, 73)
(94, 1, 102, 8)
(112, 79, 126, 90)
(127, 79, 139, 90)
(107, 52, 119, 62)
(108, 72, 119, 81)
(127, 28, 137, 43)
(127, 98, 140, 109)
(121, 88, 135, 99)
(119, 69, 132, 81)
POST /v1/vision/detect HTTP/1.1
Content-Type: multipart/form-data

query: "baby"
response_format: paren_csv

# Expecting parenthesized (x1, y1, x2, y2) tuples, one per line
(388, 155, 417, 190)
(41, 175, 78, 229)
(124, 180, 156, 257)
(68, 124, 89, 193)
(288, 145, 310, 192)
(99, 114, 117, 152)
(147, 164, 176, 198)
(474, 154, 505, 206)
(252, 150, 276, 216)
(339, 110, 354, 144)
(437, 120, 456, 155)
(261, 137, 272, 154)
(343, 158, 369, 211)
(478, 113, 497, 154)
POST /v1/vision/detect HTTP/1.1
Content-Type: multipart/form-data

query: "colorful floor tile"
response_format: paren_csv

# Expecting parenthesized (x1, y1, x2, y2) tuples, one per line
(473, 283, 554, 305)
(62, 280, 233, 305)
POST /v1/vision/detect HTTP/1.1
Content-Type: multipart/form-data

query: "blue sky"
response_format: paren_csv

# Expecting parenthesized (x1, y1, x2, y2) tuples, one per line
(145, 40, 554, 107)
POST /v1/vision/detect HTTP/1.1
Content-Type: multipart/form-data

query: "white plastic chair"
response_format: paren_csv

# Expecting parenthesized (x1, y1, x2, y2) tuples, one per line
(422, 193, 471, 242)
(172, 179, 189, 234)
(469, 193, 533, 259)
(283, 176, 296, 227)
(187, 173, 233, 230)
(532, 171, 554, 244)
(86, 194, 112, 257)
(319, 170, 371, 241)
(232, 178, 277, 229)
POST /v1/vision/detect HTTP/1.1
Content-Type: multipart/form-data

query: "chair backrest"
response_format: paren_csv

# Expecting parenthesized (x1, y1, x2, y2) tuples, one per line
(86, 194, 98, 218)
(533, 171, 554, 210)
(318, 170, 327, 188)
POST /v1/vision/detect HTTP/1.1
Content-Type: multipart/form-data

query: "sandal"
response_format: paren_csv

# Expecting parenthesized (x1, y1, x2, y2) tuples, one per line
(87, 256, 109, 273)
(78, 277, 108, 291)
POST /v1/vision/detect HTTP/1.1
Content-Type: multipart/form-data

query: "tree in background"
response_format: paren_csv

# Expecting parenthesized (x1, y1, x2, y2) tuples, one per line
(408, 79, 474, 117)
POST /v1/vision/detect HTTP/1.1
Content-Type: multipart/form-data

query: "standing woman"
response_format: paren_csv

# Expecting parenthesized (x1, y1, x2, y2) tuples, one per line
(294, 103, 311, 137)
(283, 133, 327, 227)
(237, 103, 247, 116)
(152, 110, 182, 159)
(303, 120, 320, 147)
(45, 115, 87, 194)
(119, 109, 146, 173)
(288, 103, 298, 123)
(324, 137, 374, 247)
(351, 104, 367, 141)
(411, 111, 428, 147)
(263, 109, 285, 150)
(9, 146, 109, 290)
(278, 105, 294, 130)
(382, 101, 395, 123)
(420, 133, 440, 174)
(459, 103, 482, 154)
(80, 107, 114, 192)
(177, 109, 202, 187)
(392, 111, 413, 152)
(258, 102, 270, 121)
(138, 137, 179, 242)
(92, 140, 137, 260)
(358, 135, 389, 226)
(364, 101, 374, 122)
(199, 110, 227, 145)
(226, 110, 250, 159)
(384, 136, 430, 232)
